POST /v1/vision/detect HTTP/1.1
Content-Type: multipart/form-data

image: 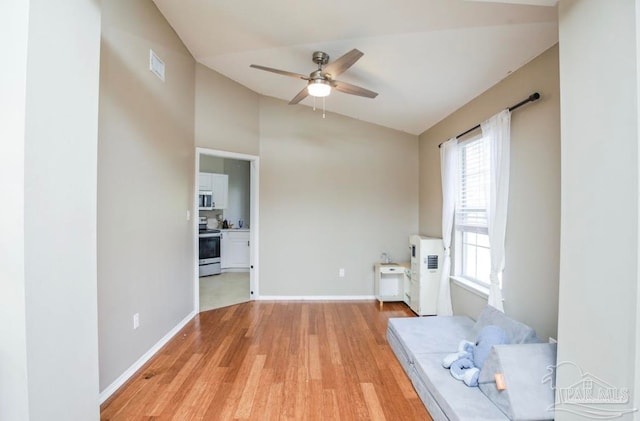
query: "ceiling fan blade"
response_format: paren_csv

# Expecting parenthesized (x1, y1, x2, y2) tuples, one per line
(289, 86, 309, 105)
(331, 80, 378, 99)
(250, 64, 307, 80)
(323, 49, 364, 78)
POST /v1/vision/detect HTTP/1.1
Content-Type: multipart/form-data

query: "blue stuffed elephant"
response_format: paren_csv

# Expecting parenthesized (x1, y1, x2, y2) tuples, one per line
(442, 325, 508, 387)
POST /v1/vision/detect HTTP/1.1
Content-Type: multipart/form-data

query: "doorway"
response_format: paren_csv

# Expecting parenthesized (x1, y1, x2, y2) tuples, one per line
(194, 147, 259, 312)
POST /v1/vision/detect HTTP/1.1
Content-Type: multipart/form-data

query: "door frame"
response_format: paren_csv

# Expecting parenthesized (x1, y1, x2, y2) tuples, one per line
(194, 147, 260, 312)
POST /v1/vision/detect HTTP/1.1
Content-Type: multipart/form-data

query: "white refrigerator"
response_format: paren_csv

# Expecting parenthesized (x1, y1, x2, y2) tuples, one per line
(408, 235, 444, 316)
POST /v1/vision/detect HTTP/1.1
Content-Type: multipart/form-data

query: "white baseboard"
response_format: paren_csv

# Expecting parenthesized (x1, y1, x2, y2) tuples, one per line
(257, 295, 376, 301)
(98, 310, 196, 404)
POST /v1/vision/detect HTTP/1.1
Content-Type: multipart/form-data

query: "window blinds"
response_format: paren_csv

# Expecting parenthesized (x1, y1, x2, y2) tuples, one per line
(456, 137, 490, 234)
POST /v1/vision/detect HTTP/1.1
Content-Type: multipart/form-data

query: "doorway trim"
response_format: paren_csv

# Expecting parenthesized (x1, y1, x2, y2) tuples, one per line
(194, 147, 260, 312)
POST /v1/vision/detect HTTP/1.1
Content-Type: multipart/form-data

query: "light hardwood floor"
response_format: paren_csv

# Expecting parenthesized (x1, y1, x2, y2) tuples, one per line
(100, 301, 432, 421)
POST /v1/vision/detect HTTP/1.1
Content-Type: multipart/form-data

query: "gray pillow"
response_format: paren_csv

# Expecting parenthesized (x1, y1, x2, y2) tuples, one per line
(473, 305, 540, 344)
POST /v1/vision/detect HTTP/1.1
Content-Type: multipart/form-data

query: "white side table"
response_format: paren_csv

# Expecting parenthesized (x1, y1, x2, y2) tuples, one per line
(374, 262, 410, 309)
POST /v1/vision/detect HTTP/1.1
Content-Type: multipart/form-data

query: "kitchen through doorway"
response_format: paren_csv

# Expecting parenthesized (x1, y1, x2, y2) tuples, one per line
(195, 148, 259, 312)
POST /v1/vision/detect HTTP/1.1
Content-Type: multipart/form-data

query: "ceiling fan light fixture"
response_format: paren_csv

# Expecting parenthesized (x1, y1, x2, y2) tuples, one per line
(307, 79, 331, 97)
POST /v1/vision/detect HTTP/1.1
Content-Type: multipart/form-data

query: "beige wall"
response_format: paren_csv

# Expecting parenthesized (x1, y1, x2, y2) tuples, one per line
(196, 66, 419, 296)
(200, 154, 224, 173)
(98, 0, 196, 392)
(224, 159, 251, 228)
(259, 97, 419, 296)
(558, 2, 639, 417)
(195, 64, 260, 155)
(418, 45, 560, 341)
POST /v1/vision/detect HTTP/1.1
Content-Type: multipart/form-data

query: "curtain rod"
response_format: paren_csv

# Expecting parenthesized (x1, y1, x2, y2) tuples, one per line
(437, 92, 540, 148)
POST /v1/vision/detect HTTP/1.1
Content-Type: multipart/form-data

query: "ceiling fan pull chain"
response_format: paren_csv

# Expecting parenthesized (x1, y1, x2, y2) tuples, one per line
(323, 97, 326, 119)
(313, 96, 316, 111)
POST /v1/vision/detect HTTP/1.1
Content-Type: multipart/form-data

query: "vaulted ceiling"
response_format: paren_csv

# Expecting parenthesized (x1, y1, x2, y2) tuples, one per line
(152, 0, 558, 135)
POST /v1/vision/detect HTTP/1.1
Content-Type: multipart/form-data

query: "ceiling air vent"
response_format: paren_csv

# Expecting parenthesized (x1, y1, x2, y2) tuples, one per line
(427, 255, 439, 270)
(149, 49, 165, 82)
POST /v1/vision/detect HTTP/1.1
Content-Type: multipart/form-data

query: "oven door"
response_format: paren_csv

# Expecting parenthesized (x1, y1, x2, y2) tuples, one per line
(199, 232, 221, 276)
(199, 232, 221, 264)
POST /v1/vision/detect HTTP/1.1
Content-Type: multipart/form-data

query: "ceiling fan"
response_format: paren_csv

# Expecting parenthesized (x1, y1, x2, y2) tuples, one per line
(250, 49, 378, 105)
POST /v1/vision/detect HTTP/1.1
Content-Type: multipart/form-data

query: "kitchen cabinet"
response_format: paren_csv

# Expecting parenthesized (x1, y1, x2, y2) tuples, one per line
(221, 230, 250, 269)
(198, 173, 212, 191)
(198, 172, 228, 209)
(210, 174, 228, 209)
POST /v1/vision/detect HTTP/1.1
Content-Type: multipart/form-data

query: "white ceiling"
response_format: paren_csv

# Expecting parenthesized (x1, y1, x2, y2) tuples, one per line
(152, 0, 558, 135)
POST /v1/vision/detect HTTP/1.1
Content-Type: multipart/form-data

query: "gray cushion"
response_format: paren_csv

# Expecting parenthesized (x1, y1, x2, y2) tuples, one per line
(413, 352, 509, 421)
(479, 343, 557, 420)
(386, 324, 452, 421)
(388, 316, 475, 359)
(407, 362, 449, 421)
(386, 325, 413, 373)
(473, 305, 540, 344)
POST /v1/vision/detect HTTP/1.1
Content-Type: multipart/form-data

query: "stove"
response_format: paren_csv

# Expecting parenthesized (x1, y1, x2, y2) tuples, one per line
(199, 229, 221, 234)
(199, 228, 221, 276)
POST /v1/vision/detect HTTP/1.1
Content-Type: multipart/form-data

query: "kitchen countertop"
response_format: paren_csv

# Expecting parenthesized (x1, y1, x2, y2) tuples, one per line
(218, 228, 250, 232)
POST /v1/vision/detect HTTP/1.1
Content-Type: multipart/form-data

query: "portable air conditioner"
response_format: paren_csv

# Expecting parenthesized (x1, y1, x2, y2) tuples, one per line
(408, 235, 444, 316)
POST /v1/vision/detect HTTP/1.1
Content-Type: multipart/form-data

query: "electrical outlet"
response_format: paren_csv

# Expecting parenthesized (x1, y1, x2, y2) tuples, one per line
(339, 268, 345, 278)
(186, 210, 191, 221)
(133, 313, 140, 330)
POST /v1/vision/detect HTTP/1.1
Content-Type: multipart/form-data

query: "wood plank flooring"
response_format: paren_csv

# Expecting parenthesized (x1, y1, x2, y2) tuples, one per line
(100, 301, 432, 421)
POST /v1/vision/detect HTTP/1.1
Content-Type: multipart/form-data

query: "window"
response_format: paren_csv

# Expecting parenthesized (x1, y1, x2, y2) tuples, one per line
(455, 136, 491, 285)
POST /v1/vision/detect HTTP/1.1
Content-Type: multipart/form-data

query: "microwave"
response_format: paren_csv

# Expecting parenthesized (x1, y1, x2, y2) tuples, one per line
(199, 191, 214, 210)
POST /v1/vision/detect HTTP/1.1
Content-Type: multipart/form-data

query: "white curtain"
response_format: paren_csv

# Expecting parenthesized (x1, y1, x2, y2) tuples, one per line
(437, 138, 458, 316)
(481, 110, 511, 312)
